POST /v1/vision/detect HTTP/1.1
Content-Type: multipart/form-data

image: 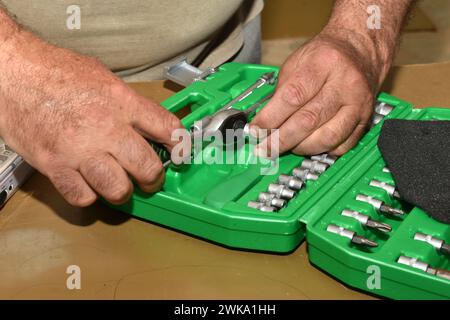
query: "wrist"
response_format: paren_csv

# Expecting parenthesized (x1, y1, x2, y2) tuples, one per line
(318, 25, 394, 91)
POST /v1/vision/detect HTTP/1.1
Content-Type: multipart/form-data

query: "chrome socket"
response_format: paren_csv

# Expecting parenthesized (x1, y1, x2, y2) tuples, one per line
(258, 192, 286, 208)
(327, 224, 355, 240)
(398, 255, 429, 272)
(371, 113, 384, 126)
(292, 168, 319, 181)
(311, 154, 337, 165)
(247, 201, 276, 212)
(277, 174, 304, 191)
(369, 180, 397, 197)
(356, 194, 383, 210)
(300, 159, 329, 173)
(414, 232, 444, 250)
(267, 184, 295, 200)
(375, 102, 394, 116)
(341, 209, 370, 225)
(398, 255, 450, 280)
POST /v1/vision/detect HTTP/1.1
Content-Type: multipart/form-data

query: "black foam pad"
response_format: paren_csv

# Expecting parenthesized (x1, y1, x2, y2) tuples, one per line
(378, 119, 450, 224)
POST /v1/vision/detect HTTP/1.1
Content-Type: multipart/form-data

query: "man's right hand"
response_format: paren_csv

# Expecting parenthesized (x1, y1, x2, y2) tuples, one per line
(0, 12, 183, 207)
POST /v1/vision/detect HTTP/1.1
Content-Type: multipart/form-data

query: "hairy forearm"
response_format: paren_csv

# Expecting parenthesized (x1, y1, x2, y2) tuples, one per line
(320, 0, 415, 88)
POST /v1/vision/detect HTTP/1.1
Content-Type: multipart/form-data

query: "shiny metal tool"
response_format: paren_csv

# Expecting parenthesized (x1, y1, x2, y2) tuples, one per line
(327, 224, 378, 248)
(267, 183, 295, 200)
(398, 256, 450, 281)
(414, 233, 450, 255)
(191, 72, 277, 134)
(277, 174, 303, 191)
(300, 159, 329, 174)
(292, 168, 319, 181)
(356, 194, 406, 217)
(247, 201, 276, 212)
(341, 209, 392, 233)
(311, 154, 337, 165)
(258, 192, 286, 209)
(196, 93, 273, 142)
(369, 180, 401, 199)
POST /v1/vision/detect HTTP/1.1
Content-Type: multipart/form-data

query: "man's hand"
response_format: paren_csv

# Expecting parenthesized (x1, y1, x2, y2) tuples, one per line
(252, 0, 414, 156)
(253, 34, 375, 156)
(0, 11, 183, 206)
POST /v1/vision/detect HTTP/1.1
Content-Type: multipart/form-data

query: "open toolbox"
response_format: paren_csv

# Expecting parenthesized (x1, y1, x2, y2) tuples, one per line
(111, 62, 450, 299)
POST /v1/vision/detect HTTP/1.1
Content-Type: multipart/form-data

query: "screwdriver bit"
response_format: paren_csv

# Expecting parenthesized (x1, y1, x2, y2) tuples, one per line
(311, 154, 337, 165)
(397, 256, 450, 281)
(267, 184, 295, 200)
(292, 168, 319, 181)
(341, 209, 392, 233)
(369, 180, 401, 199)
(300, 159, 329, 174)
(356, 194, 406, 217)
(258, 192, 286, 208)
(414, 233, 450, 255)
(277, 174, 303, 191)
(371, 113, 384, 126)
(326, 224, 378, 248)
(374, 102, 394, 116)
(247, 201, 276, 212)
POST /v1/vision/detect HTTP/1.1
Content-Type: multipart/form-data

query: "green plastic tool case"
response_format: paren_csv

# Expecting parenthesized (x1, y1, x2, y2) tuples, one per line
(113, 63, 450, 299)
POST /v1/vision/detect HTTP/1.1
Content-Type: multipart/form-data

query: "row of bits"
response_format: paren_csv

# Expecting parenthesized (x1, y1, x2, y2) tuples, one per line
(248, 153, 337, 212)
(384, 162, 450, 279)
(396, 233, 450, 281)
(327, 166, 408, 249)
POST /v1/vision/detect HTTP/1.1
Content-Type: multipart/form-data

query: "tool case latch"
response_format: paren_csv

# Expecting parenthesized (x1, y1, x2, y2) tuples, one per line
(163, 57, 217, 87)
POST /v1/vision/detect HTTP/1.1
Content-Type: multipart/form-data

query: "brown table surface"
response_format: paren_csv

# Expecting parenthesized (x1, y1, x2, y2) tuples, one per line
(0, 62, 449, 299)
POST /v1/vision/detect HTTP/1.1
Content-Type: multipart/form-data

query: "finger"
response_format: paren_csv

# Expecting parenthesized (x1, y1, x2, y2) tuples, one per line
(259, 86, 342, 154)
(110, 128, 165, 193)
(79, 154, 133, 205)
(251, 65, 328, 130)
(130, 97, 184, 151)
(48, 168, 97, 207)
(291, 106, 361, 155)
(329, 122, 368, 155)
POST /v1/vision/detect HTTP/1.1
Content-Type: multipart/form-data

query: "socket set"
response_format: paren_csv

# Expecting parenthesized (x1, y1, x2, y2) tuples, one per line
(109, 62, 450, 299)
(248, 155, 336, 212)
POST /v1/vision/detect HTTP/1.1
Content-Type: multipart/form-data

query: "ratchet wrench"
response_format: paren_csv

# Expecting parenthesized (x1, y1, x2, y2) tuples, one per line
(154, 93, 273, 167)
(191, 72, 276, 134)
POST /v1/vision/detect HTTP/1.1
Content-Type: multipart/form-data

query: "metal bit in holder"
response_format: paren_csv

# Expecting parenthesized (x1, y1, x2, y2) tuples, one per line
(369, 180, 401, 199)
(397, 256, 450, 281)
(300, 159, 329, 174)
(375, 102, 394, 116)
(327, 224, 378, 248)
(356, 194, 406, 217)
(267, 184, 295, 200)
(258, 192, 286, 209)
(371, 113, 384, 126)
(311, 154, 337, 165)
(247, 201, 276, 212)
(414, 233, 450, 255)
(277, 174, 303, 191)
(341, 209, 392, 233)
(292, 168, 319, 182)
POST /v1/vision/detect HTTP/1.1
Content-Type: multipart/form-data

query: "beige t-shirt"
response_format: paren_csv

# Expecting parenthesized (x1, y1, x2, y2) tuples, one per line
(1, 0, 263, 81)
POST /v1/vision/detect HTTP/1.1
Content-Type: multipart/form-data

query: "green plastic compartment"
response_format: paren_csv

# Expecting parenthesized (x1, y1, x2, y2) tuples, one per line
(111, 63, 450, 299)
